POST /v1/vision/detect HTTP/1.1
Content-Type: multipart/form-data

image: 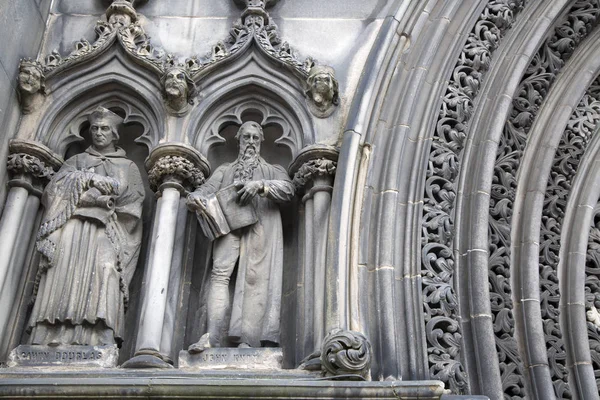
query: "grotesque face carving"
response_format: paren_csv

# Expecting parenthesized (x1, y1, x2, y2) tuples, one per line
(109, 13, 132, 27)
(90, 117, 117, 151)
(18, 65, 43, 95)
(162, 67, 195, 113)
(164, 69, 189, 100)
(306, 66, 339, 117)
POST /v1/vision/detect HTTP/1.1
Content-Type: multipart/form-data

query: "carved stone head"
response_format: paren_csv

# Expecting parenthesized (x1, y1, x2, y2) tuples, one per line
(18, 60, 44, 95)
(236, 121, 264, 156)
(89, 107, 123, 151)
(306, 65, 339, 118)
(106, 0, 138, 27)
(161, 67, 196, 114)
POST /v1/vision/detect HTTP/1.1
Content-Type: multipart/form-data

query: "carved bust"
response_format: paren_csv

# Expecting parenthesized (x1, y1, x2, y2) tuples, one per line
(305, 65, 339, 118)
(161, 67, 196, 115)
(17, 60, 45, 114)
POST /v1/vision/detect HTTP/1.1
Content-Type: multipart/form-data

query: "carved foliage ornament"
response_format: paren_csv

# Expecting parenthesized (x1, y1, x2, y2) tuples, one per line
(422, 0, 525, 394)
(537, 80, 600, 399)
(292, 158, 337, 191)
(19, 0, 339, 117)
(320, 329, 372, 380)
(147, 155, 206, 193)
(489, 1, 600, 397)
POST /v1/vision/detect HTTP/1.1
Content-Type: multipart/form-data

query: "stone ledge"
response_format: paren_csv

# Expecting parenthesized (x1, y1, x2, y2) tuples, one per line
(0, 372, 448, 399)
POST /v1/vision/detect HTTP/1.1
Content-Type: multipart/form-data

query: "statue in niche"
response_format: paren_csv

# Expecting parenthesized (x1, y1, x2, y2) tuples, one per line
(161, 66, 196, 114)
(187, 121, 295, 352)
(17, 59, 45, 114)
(28, 106, 145, 347)
(305, 65, 339, 118)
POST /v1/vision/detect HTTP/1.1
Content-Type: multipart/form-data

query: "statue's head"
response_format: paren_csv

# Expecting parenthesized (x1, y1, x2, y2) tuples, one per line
(106, 0, 138, 27)
(88, 107, 124, 151)
(17, 60, 44, 95)
(161, 67, 196, 112)
(306, 65, 339, 115)
(236, 121, 264, 156)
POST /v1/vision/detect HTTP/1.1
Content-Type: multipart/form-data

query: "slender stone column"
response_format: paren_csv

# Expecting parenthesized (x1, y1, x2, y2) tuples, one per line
(0, 140, 62, 350)
(123, 143, 209, 368)
(290, 145, 338, 361)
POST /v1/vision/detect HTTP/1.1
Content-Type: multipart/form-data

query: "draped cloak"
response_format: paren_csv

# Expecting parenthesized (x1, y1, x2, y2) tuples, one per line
(196, 158, 294, 347)
(28, 147, 144, 346)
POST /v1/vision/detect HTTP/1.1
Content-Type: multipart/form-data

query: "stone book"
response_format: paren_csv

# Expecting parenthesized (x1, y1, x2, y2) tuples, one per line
(196, 185, 258, 240)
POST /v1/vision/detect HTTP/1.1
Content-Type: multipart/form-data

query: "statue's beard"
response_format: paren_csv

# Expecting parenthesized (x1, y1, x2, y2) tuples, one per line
(166, 82, 187, 99)
(234, 145, 260, 182)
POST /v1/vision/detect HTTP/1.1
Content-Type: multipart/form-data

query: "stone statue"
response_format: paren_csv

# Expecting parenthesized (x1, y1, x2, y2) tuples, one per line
(187, 121, 295, 352)
(161, 66, 196, 114)
(28, 106, 145, 347)
(17, 59, 45, 114)
(305, 65, 339, 118)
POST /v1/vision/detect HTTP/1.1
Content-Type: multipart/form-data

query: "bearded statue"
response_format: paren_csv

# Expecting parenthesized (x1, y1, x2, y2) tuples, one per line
(305, 65, 339, 118)
(161, 67, 196, 115)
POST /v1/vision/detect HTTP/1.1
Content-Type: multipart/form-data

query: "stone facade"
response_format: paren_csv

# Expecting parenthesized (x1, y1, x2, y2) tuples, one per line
(0, 1, 599, 399)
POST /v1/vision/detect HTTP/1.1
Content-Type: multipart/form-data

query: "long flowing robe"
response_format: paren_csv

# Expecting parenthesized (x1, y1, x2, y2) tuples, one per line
(28, 147, 144, 346)
(196, 158, 294, 347)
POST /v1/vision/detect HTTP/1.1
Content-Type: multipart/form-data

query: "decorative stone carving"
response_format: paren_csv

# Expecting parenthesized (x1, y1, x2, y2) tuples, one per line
(160, 66, 197, 115)
(145, 143, 209, 194)
(488, 2, 600, 398)
(186, 121, 295, 352)
(292, 158, 337, 191)
(423, 0, 526, 394)
(305, 66, 339, 118)
(320, 329, 372, 380)
(26, 107, 145, 350)
(7, 139, 64, 196)
(585, 205, 600, 392)
(17, 59, 46, 114)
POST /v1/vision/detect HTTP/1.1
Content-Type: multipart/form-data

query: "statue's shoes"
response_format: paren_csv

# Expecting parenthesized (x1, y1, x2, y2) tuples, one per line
(188, 333, 211, 354)
(237, 342, 251, 348)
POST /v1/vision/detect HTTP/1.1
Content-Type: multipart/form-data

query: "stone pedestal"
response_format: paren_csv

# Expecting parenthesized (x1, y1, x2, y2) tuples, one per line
(179, 348, 283, 370)
(8, 345, 118, 368)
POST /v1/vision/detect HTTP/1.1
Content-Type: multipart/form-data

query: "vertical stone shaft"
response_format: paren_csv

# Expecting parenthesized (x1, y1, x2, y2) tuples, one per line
(311, 177, 333, 351)
(300, 198, 314, 359)
(0, 186, 30, 296)
(135, 186, 180, 356)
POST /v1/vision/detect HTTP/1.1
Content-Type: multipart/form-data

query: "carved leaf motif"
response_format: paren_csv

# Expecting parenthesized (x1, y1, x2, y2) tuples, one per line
(422, 0, 526, 394)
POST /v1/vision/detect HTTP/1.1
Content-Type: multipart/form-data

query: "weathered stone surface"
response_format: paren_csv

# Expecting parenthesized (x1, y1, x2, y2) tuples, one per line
(179, 348, 283, 370)
(8, 345, 118, 368)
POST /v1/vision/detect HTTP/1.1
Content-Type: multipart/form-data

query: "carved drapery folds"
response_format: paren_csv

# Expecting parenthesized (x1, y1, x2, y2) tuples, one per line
(422, 0, 526, 395)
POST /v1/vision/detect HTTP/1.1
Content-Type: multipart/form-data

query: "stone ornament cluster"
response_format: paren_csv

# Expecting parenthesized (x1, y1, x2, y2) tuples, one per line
(18, 0, 339, 118)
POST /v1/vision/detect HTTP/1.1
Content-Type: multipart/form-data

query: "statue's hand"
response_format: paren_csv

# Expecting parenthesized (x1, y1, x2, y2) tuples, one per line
(187, 191, 207, 212)
(91, 175, 118, 195)
(236, 180, 264, 205)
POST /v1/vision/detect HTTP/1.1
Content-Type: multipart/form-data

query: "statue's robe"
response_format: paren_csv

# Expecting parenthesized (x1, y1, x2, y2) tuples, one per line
(196, 158, 294, 347)
(28, 147, 144, 346)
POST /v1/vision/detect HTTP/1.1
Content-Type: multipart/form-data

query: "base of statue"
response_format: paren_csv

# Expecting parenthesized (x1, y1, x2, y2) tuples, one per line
(8, 344, 118, 368)
(178, 347, 283, 370)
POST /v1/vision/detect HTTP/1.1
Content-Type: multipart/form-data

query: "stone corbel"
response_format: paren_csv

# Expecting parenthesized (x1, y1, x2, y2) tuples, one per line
(289, 145, 339, 361)
(0, 140, 63, 349)
(300, 328, 373, 381)
(124, 143, 209, 369)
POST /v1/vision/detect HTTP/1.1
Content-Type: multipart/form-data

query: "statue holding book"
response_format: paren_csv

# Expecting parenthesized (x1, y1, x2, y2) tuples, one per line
(28, 106, 145, 347)
(187, 121, 295, 352)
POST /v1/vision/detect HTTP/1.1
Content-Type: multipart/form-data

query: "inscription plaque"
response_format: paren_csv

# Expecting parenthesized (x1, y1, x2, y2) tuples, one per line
(8, 345, 119, 368)
(179, 348, 283, 370)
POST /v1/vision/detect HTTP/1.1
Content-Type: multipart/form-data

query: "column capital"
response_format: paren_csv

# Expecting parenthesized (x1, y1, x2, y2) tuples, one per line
(146, 143, 210, 194)
(7, 139, 64, 196)
(289, 145, 339, 191)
